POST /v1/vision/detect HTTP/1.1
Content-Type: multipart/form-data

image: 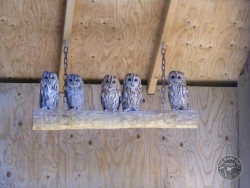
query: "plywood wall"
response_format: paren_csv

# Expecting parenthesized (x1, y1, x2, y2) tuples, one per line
(0, 83, 238, 187)
(238, 58, 250, 188)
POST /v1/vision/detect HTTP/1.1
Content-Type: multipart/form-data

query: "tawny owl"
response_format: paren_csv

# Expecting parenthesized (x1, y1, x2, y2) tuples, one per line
(40, 71, 59, 110)
(122, 73, 142, 112)
(65, 74, 84, 110)
(168, 71, 189, 110)
(101, 75, 121, 112)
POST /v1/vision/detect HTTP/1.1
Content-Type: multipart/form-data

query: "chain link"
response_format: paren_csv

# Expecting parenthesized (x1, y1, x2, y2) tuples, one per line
(161, 42, 166, 110)
(63, 40, 68, 110)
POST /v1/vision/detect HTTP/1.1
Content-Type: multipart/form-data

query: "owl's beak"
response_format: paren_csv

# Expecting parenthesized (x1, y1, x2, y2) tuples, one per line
(109, 84, 112, 88)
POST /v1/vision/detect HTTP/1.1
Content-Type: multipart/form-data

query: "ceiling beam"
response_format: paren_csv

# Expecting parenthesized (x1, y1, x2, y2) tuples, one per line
(147, 0, 178, 94)
(58, 0, 76, 92)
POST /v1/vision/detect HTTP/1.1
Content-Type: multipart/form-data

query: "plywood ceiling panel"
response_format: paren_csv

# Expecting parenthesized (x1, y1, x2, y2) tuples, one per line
(68, 0, 166, 81)
(148, 0, 250, 93)
(0, 0, 65, 78)
(0, 0, 249, 85)
(154, 0, 250, 83)
(67, 0, 250, 83)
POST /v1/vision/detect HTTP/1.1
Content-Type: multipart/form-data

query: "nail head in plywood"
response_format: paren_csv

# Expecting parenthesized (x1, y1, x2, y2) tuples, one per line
(33, 110, 199, 130)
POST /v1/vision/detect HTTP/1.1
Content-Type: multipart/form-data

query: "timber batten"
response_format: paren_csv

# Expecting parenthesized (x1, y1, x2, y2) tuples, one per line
(33, 110, 199, 130)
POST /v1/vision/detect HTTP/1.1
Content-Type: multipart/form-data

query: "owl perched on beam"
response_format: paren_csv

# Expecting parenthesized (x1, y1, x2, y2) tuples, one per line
(168, 71, 189, 110)
(122, 73, 142, 112)
(65, 74, 84, 110)
(101, 75, 121, 112)
(40, 71, 59, 110)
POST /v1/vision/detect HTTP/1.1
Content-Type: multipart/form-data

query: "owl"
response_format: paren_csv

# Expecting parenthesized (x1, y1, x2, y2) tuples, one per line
(168, 71, 189, 110)
(40, 71, 59, 110)
(65, 74, 84, 110)
(101, 75, 121, 112)
(122, 73, 142, 112)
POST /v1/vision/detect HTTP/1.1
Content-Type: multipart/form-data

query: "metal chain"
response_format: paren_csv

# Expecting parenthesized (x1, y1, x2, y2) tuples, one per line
(63, 40, 68, 110)
(161, 42, 166, 110)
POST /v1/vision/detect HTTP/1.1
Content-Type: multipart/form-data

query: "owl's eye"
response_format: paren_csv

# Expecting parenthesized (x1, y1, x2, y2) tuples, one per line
(106, 80, 109, 83)
(171, 75, 175, 79)
(76, 79, 80, 82)
(51, 76, 55, 79)
(134, 78, 138, 82)
(177, 76, 181, 79)
(128, 78, 131, 81)
(70, 78, 73, 82)
(44, 76, 48, 79)
(112, 80, 115, 83)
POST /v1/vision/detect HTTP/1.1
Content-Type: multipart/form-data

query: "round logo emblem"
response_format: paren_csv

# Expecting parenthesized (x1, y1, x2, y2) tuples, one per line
(218, 155, 242, 180)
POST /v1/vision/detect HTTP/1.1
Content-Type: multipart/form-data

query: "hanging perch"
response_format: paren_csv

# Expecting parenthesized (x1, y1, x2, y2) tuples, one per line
(32, 110, 199, 130)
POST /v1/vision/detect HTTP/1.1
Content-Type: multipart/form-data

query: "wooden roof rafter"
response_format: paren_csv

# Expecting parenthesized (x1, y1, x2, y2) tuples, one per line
(58, 0, 76, 92)
(147, 0, 178, 94)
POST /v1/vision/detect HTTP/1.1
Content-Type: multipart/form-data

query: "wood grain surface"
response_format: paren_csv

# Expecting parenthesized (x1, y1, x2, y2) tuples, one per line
(0, 0, 249, 85)
(33, 110, 199, 130)
(162, 0, 250, 82)
(0, 0, 65, 78)
(68, 0, 250, 82)
(0, 84, 58, 187)
(58, 0, 76, 92)
(0, 83, 238, 187)
(148, 0, 179, 94)
(68, 0, 166, 81)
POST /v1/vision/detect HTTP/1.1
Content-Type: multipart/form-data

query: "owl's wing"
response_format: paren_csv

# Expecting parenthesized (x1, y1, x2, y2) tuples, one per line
(139, 87, 143, 102)
(52, 81, 58, 91)
(79, 84, 84, 101)
(55, 84, 59, 107)
(40, 84, 45, 106)
(101, 90, 106, 109)
(65, 86, 70, 96)
(80, 82, 84, 92)
(183, 85, 188, 97)
(55, 82, 59, 100)
(118, 90, 122, 109)
(121, 90, 128, 103)
(183, 86, 189, 107)
(168, 86, 173, 98)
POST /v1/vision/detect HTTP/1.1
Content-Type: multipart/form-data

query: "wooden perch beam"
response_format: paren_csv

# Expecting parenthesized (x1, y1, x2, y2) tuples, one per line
(58, 0, 76, 92)
(147, 0, 178, 94)
(33, 110, 199, 130)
